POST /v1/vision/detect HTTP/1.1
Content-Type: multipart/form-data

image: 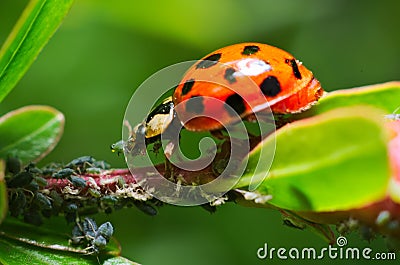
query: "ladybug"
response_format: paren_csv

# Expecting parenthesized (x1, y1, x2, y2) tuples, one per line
(113, 43, 323, 155)
(173, 42, 324, 131)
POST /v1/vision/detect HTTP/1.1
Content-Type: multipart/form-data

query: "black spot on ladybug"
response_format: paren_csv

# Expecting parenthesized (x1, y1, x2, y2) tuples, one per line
(260, 76, 281, 97)
(225, 93, 246, 116)
(186, 96, 204, 114)
(224, 68, 237, 84)
(181, 79, 195, 96)
(242, 45, 260, 55)
(286, 58, 302, 79)
(195, 53, 221, 69)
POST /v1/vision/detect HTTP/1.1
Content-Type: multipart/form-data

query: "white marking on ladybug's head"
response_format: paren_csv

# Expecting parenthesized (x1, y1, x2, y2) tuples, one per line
(232, 58, 272, 77)
(146, 113, 173, 137)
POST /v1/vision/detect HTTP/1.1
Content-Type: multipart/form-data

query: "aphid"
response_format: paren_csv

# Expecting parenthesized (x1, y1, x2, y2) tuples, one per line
(85, 167, 102, 174)
(96, 222, 113, 241)
(92, 160, 110, 170)
(33, 192, 52, 210)
(92, 235, 107, 251)
(134, 202, 157, 216)
(34, 176, 48, 187)
(66, 156, 95, 169)
(41, 163, 63, 176)
(9, 190, 26, 217)
(7, 171, 33, 188)
(25, 162, 42, 174)
(70, 218, 96, 244)
(52, 168, 75, 179)
(101, 195, 118, 205)
(70, 176, 87, 188)
(26, 180, 39, 192)
(70, 218, 114, 255)
(87, 188, 101, 198)
(110, 140, 124, 156)
(81, 217, 98, 238)
(70, 225, 85, 244)
(376, 210, 391, 226)
(64, 203, 79, 223)
(6, 156, 21, 174)
(65, 203, 78, 213)
(49, 190, 63, 208)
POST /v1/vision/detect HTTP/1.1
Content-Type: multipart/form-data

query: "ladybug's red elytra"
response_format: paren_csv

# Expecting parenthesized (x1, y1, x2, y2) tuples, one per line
(113, 43, 324, 155)
(173, 42, 324, 131)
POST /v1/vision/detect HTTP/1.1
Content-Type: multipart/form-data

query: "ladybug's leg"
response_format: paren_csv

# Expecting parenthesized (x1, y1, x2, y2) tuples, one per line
(164, 157, 174, 180)
(273, 113, 294, 129)
(163, 141, 176, 180)
(160, 119, 183, 180)
(245, 112, 274, 124)
(212, 140, 231, 175)
(244, 111, 279, 147)
(211, 125, 259, 143)
(210, 129, 226, 140)
(210, 129, 245, 175)
(212, 136, 254, 176)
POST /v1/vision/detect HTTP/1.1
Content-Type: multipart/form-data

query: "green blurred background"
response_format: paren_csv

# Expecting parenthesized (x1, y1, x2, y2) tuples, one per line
(1, 0, 399, 264)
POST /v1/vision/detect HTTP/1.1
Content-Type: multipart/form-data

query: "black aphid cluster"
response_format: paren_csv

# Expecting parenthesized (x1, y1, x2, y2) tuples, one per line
(6, 156, 110, 226)
(6, 155, 162, 223)
(70, 217, 114, 254)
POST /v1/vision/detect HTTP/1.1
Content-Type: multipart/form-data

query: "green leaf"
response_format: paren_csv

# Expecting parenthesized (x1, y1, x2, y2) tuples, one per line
(103, 257, 141, 265)
(0, 0, 74, 102)
(237, 106, 390, 212)
(0, 160, 7, 224)
(301, 81, 400, 117)
(0, 217, 138, 265)
(0, 237, 130, 265)
(0, 105, 64, 164)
